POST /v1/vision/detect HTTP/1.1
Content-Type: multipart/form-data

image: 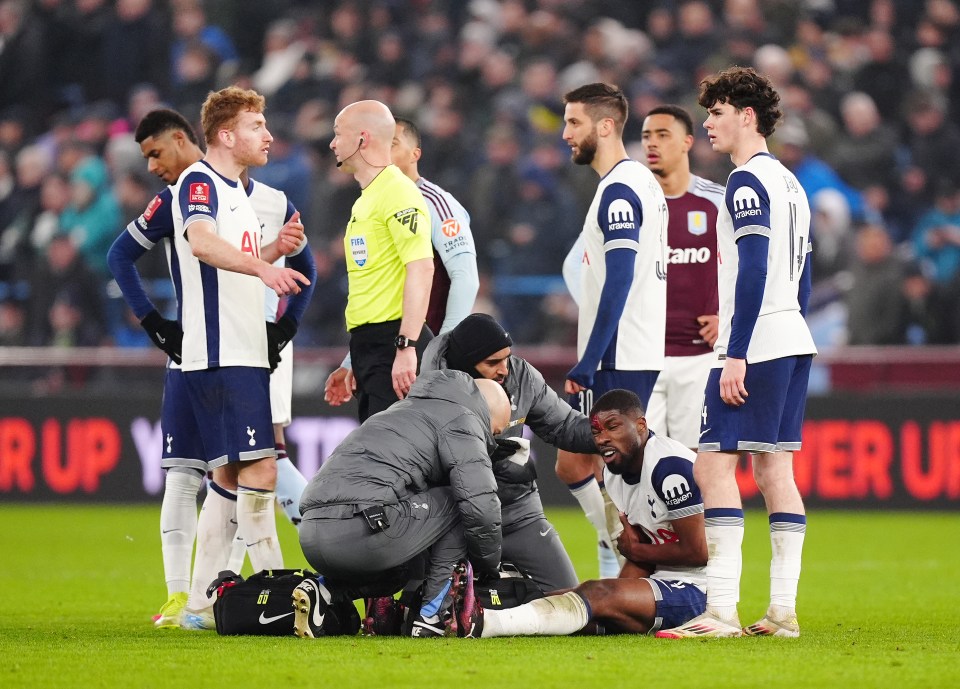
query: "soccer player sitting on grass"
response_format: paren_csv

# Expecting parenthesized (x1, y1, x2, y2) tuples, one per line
(463, 389, 708, 638)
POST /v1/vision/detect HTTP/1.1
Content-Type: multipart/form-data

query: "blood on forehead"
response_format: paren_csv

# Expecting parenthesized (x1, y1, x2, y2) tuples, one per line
(591, 409, 636, 431)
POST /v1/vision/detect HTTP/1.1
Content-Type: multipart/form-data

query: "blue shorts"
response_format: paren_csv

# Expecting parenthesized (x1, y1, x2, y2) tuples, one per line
(181, 367, 275, 468)
(698, 355, 813, 453)
(647, 578, 706, 634)
(568, 369, 660, 415)
(160, 368, 206, 472)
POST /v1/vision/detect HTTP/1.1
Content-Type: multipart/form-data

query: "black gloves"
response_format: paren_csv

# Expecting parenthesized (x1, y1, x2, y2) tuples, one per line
(490, 437, 536, 483)
(140, 309, 183, 364)
(138, 310, 298, 371)
(266, 315, 298, 372)
(491, 438, 523, 463)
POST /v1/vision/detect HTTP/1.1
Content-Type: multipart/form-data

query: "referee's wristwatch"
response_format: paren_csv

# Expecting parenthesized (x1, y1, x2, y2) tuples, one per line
(394, 334, 418, 350)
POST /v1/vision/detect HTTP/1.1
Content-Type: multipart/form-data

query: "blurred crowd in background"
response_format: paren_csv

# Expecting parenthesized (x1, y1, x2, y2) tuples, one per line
(2, 0, 960, 357)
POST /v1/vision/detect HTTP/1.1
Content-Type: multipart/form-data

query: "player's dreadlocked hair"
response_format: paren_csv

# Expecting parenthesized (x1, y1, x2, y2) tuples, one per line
(589, 389, 646, 419)
(200, 86, 266, 146)
(564, 83, 629, 135)
(698, 66, 783, 138)
(134, 109, 200, 146)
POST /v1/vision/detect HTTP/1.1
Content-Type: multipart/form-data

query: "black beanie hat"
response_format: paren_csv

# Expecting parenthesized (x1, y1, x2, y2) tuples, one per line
(446, 313, 513, 377)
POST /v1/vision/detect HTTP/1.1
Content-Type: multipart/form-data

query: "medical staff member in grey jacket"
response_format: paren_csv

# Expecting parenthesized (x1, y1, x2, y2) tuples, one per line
(421, 314, 598, 592)
(295, 369, 510, 637)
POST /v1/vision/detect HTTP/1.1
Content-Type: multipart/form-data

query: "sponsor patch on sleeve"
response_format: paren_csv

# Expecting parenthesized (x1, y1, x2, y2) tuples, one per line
(394, 207, 421, 233)
(440, 218, 461, 237)
(725, 170, 770, 233)
(142, 195, 163, 221)
(189, 182, 210, 204)
(652, 455, 701, 510)
(598, 183, 642, 241)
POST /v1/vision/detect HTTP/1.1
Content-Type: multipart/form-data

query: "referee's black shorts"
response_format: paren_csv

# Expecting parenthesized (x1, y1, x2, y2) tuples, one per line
(349, 320, 433, 422)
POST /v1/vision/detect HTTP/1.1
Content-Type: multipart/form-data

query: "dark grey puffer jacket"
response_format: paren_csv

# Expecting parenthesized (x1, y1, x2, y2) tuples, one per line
(421, 332, 597, 531)
(299, 369, 502, 574)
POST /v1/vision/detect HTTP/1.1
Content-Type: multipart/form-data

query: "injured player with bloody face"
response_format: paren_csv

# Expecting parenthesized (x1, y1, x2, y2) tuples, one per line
(467, 389, 709, 638)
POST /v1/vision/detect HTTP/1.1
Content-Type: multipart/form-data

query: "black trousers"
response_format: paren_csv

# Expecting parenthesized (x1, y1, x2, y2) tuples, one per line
(299, 487, 465, 608)
(349, 320, 433, 422)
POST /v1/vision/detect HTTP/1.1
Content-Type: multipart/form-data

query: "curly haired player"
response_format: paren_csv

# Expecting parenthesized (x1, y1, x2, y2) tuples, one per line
(658, 66, 815, 639)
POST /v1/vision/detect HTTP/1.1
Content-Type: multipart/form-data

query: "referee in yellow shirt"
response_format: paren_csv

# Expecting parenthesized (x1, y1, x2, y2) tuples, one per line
(324, 100, 435, 422)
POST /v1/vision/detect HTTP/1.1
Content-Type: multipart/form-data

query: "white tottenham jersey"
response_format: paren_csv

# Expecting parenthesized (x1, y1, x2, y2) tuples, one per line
(714, 153, 817, 364)
(604, 432, 706, 589)
(578, 159, 667, 371)
(172, 160, 267, 371)
(245, 178, 306, 323)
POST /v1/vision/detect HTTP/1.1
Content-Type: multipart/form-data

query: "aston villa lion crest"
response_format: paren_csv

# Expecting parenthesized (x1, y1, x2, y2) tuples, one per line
(687, 211, 707, 236)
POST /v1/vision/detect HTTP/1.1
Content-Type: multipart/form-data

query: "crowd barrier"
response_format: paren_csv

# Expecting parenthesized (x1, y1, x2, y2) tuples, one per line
(0, 346, 958, 508)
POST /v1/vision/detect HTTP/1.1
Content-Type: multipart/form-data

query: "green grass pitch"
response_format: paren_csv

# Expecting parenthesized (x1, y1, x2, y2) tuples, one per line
(1, 504, 957, 689)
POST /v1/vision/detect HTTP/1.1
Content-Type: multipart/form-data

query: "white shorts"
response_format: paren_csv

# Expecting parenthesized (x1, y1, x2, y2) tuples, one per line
(269, 342, 293, 427)
(644, 351, 714, 450)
